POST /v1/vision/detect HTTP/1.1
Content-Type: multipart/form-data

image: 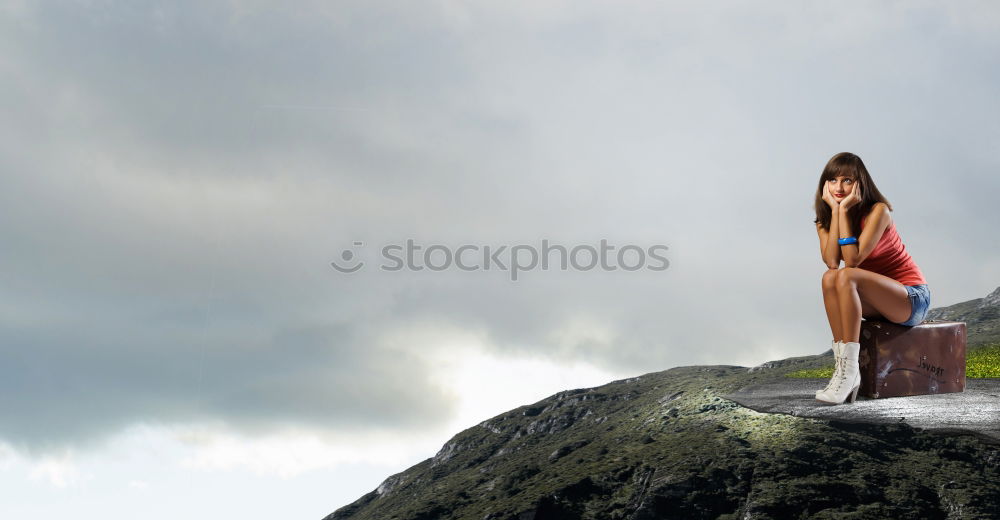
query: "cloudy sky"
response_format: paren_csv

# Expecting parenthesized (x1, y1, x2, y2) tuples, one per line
(2, 1, 999, 517)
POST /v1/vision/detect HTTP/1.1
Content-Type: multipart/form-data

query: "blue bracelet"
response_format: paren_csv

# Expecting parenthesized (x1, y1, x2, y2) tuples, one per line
(838, 236, 859, 245)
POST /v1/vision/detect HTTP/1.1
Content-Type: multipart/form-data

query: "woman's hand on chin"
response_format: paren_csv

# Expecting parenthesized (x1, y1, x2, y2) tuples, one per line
(822, 183, 840, 209)
(841, 186, 862, 210)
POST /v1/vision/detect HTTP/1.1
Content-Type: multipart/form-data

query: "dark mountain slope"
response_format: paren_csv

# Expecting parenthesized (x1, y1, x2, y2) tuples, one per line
(325, 288, 1000, 519)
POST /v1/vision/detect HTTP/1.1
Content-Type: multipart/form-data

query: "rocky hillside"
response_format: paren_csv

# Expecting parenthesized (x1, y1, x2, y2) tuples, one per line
(325, 289, 1000, 520)
(927, 286, 1000, 348)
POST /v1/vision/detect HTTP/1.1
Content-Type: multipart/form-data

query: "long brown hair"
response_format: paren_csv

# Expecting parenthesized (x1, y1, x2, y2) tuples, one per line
(813, 152, 893, 233)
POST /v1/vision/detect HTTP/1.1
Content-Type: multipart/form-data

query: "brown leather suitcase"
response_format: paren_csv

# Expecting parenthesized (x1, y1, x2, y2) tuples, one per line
(858, 319, 967, 399)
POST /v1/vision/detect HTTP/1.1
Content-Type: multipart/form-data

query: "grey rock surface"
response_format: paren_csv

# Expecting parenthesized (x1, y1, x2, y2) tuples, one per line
(726, 378, 1000, 444)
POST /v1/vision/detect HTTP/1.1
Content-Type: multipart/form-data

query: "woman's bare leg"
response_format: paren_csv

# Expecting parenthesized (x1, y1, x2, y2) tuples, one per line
(835, 267, 912, 342)
(821, 269, 842, 341)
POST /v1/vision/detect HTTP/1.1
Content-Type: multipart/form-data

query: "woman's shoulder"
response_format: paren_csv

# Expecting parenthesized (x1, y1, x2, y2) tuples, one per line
(863, 202, 891, 221)
(860, 203, 892, 233)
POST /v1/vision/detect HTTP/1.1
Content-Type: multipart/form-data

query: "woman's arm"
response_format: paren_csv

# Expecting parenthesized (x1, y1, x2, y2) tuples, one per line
(839, 202, 891, 267)
(817, 214, 842, 269)
(817, 182, 842, 269)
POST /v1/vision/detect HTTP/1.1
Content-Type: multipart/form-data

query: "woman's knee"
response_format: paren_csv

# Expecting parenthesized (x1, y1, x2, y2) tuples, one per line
(835, 267, 858, 291)
(822, 269, 839, 290)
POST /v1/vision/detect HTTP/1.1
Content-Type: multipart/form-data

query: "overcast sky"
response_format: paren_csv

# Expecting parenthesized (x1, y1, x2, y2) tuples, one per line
(2, 1, 999, 518)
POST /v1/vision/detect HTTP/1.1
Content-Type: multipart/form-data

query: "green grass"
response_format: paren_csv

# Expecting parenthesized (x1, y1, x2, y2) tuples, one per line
(786, 366, 836, 378)
(968, 343, 1000, 378)
(785, 342, 1000, 379)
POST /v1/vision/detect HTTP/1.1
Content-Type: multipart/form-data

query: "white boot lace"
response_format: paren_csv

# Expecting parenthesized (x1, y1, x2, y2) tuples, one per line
(821, 354, 843, 393)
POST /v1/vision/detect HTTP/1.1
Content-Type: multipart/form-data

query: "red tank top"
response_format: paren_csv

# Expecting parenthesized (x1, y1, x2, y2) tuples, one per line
(858, 213, 927, 286)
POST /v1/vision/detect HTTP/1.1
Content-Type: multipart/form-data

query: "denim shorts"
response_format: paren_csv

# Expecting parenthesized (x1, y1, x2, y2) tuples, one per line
(897, 284, 931, 326)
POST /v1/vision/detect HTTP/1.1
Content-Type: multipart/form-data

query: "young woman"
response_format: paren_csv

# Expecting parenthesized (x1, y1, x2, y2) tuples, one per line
(813, 152, 930, 405)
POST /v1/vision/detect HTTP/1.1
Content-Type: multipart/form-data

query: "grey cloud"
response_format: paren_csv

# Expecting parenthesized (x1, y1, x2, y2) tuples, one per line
(0, 304, 456, 450)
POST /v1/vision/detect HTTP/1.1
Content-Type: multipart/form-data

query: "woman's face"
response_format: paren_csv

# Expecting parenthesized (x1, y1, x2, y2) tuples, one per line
(827, 175, 856, 201)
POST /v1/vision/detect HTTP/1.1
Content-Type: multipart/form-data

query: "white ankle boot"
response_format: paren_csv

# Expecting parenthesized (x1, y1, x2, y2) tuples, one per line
(816, 341, 861, 405)
(815, 340, 843, 397)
